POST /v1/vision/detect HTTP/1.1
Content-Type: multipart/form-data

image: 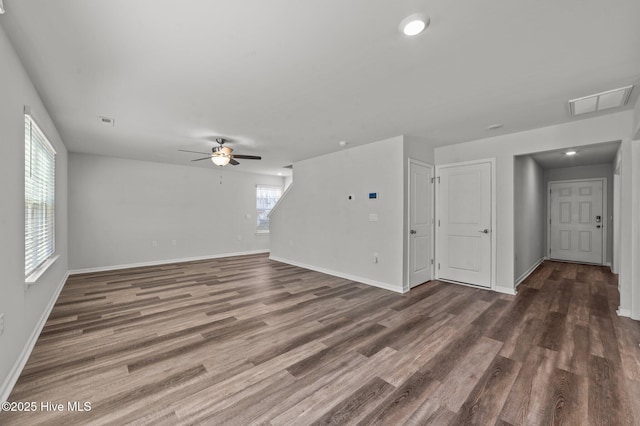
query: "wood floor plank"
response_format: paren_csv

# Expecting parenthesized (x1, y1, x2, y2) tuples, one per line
(1, 255, 638, 425)
(542, 368, 588, 426)
(537, 311, 567, 351)
(309, 377, 395, 426)
(451, 355, 520, 425)
(588, 354, 635, 426)
(499, 345, 558, 425)
(354, 368, 440, 426)
(614, 318, 640, 381)
(433, 336, 503, 412)
(269, 347, 398, 425)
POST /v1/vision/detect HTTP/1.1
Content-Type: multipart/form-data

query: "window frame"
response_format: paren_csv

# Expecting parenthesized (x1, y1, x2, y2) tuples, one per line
(24, 110, 57, 283)
(255, 184, 282, 234)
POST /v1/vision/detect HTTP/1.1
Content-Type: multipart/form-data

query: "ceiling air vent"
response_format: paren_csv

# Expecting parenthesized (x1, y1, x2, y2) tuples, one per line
(283, 164, 293, 169)
(98, 116, 115, 127)
(569, 85, 633, 116)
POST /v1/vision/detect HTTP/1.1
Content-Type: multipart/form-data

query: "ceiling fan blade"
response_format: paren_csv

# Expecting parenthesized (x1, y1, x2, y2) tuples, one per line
(191, 156, 213, 161)
(179, 149, 212, 155)
(229, 159, 240, 166)
(232, 155, 262, 160)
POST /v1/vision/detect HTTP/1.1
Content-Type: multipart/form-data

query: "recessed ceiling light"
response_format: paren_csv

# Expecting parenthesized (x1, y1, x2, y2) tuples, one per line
(0, 1, 5, 14)
(338, 140, 348, 147)
(277, 172, 283, 176)
(486, 124, 503, 131)
(400, 14, 429, 36)
(565, 151, 577, 156)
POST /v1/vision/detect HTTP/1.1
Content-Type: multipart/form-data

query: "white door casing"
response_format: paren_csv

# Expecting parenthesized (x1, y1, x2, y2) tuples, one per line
(436, 159, 494, 288)
(408, 160, 434, 288)
(548, 179, 605, 264)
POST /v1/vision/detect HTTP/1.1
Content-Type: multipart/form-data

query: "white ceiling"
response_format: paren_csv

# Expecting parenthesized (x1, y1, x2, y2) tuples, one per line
(528, 140, 621, 169)
(1, 0, 639, 175)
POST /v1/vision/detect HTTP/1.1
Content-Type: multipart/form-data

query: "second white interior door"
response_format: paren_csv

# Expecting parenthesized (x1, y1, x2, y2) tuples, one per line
(437, 160, 492, 288)
(408, 160, 433, 288)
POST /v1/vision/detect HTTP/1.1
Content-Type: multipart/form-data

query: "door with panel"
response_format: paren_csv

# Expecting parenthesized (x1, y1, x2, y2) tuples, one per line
(408, 160, 433, 288)
(548, 179, 604, 264)
(436, 160, 492, 288)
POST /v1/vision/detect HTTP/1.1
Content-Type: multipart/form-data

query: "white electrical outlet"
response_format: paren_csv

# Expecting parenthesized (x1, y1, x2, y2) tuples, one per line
(171, 240, 177, 246)
(0, 313, 5, 336)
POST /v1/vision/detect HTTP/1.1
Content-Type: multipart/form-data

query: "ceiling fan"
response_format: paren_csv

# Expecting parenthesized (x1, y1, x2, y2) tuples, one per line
(179, 138, 262, 166)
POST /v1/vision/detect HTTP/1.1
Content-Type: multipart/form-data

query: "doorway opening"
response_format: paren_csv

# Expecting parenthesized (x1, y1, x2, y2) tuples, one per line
(513, 140, 620, 286)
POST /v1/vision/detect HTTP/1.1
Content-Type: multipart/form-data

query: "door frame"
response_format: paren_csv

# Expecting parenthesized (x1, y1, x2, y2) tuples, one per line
(406, 158, 435, 291)
(435, 158, 497, 290)
(546, 177, 607, 265)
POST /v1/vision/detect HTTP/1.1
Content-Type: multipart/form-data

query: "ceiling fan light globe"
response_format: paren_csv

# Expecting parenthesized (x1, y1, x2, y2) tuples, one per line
(211, 155, 230, 166)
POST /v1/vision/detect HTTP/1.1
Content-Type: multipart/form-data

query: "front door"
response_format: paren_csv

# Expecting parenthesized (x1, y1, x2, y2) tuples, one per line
(436, 160, 492, 288)
(548, 179, 604, 264)
(408, 160, 433, 288)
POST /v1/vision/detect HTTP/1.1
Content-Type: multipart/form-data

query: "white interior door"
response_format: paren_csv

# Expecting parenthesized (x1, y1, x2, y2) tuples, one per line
(408, 160, 433, 288)
(549, 180, 604, 264)
(436, 161, 492, 288)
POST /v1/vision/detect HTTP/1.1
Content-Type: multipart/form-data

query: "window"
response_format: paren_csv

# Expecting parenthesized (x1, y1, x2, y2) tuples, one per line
(256, 185, 282, 233)
(25, 112, 56, 278)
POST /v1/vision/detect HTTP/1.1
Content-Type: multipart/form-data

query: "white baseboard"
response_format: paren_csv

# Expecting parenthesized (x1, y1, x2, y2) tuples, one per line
(1, 272, 69, 403)
(617, 308, 631, 318)
(269, 255, 404, 294)
(68, 250, 270, 275)
(494, 285, 517, 296)
(515, 257, 545, 288)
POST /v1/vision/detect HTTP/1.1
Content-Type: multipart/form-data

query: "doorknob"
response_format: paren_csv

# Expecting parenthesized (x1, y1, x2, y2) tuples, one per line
(478, 229, 489, 234)
(410, 230, 417, 234)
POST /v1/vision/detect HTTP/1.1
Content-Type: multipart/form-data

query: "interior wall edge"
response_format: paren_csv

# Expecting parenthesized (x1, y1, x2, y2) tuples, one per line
(515, 257, 545, 288)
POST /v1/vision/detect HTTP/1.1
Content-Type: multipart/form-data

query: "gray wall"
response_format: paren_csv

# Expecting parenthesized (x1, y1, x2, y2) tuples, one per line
(543, 163, 614, 266)
(69, 153, 284, 270)
(270, 136, 406, 291)
(0, 25, 69, 398)
(514, 155, 545, 282)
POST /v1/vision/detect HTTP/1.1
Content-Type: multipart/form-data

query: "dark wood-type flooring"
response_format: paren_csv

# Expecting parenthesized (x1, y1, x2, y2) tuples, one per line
(1, 254, 639, 425)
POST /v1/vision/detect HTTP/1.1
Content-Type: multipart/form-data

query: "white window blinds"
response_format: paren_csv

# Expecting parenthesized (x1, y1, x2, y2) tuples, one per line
(256, 185, 282, 232)
(25, 113, 56, 277)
